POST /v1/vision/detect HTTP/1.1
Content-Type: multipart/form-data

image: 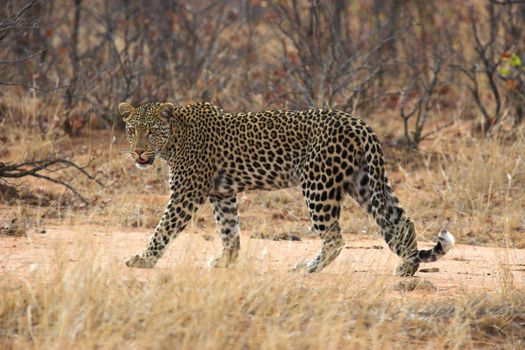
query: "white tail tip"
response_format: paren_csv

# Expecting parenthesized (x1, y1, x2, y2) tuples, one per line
(438, 229, 455, 253)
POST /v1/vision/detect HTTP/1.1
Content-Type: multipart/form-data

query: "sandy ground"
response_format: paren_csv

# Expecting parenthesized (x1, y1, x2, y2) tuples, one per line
(2, 224, 524, 297)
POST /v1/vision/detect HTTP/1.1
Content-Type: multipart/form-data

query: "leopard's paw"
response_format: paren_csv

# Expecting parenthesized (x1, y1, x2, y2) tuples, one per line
(290, 259, 322, 273)
(125, 254, 156, 269)
(208, 255, 234, 268)
(395, 261, 420, 277)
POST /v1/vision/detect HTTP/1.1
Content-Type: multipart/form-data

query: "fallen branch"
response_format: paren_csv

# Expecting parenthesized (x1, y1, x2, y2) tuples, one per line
(0, 158, 103, 205)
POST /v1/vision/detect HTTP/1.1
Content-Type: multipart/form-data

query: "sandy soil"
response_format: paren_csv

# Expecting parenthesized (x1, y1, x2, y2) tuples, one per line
(2, 224, 524, 297)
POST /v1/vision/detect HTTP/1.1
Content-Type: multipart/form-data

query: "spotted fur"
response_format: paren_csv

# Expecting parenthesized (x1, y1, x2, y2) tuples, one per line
(119, 101, 454, 276)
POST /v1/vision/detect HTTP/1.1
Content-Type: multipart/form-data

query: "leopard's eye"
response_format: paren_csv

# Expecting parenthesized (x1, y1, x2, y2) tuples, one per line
(127, 126, 135, 133)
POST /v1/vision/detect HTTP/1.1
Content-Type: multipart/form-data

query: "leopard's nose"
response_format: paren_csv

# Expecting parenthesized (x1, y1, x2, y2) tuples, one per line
(135, 149, 145, 157)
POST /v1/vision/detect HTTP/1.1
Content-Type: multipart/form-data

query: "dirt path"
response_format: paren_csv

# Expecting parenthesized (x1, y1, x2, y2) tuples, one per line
(1, 225, 524, 296)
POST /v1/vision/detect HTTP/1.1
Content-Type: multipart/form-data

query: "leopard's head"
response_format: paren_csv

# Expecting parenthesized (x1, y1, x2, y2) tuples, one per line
(118, 101, 174, 169)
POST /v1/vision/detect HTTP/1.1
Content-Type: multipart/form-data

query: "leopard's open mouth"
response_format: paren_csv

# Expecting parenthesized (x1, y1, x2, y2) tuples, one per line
(135, 156, 154, 168)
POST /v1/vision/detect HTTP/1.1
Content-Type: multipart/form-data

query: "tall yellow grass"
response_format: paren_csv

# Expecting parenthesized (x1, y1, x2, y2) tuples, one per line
(1, 239, 524, 349)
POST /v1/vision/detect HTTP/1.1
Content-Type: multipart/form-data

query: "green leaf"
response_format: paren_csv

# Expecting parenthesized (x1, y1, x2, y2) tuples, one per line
(499, 66, 510, 78)
(510, 53, 522, 67)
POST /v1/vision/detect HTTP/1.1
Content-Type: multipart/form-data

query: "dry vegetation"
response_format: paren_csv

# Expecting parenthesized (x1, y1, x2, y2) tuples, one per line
(1, 0, 525, 348)
(1, 239, 525, 349)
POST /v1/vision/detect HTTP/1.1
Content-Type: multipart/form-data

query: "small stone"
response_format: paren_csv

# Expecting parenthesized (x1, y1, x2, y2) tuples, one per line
(393, 278, 437, 292)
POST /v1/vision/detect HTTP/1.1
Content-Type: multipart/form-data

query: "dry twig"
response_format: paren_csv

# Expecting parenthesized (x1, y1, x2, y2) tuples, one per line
(0, 159, 102, 204)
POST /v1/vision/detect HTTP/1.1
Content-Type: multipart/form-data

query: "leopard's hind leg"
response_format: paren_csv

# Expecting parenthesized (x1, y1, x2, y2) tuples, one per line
(294, 166, 345, 273)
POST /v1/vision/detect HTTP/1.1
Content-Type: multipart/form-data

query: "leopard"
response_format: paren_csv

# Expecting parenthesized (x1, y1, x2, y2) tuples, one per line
(118, 101, 454, 276)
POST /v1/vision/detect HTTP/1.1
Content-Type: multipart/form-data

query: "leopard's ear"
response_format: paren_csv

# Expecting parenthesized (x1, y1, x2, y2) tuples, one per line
(158, 102, 175, 124)
(118, 102, 134, 121)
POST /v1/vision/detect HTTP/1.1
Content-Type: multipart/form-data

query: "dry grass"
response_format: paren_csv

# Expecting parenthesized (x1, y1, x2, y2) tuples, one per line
(1, 238, 524, 350)
(394, 128, 525, 247)
(1, 235, 523, 350)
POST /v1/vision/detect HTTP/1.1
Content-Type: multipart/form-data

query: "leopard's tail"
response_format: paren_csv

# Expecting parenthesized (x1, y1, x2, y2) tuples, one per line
(378, 166, 455, 273)
(410, 229, 455, 263)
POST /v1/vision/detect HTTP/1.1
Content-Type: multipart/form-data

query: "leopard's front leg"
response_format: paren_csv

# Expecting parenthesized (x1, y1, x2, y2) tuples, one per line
(126, 179, 207, 269)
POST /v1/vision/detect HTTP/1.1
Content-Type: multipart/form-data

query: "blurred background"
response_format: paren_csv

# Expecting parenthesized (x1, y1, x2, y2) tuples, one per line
(1, 0, 524, 143)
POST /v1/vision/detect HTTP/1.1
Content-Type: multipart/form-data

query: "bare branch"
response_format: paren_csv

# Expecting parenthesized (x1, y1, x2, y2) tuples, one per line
(0, 159, 103, 205)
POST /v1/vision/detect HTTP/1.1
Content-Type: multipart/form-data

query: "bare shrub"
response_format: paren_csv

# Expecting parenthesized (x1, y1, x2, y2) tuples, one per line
(452, 2, 525, 132)
(271, 0, 393, 110)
